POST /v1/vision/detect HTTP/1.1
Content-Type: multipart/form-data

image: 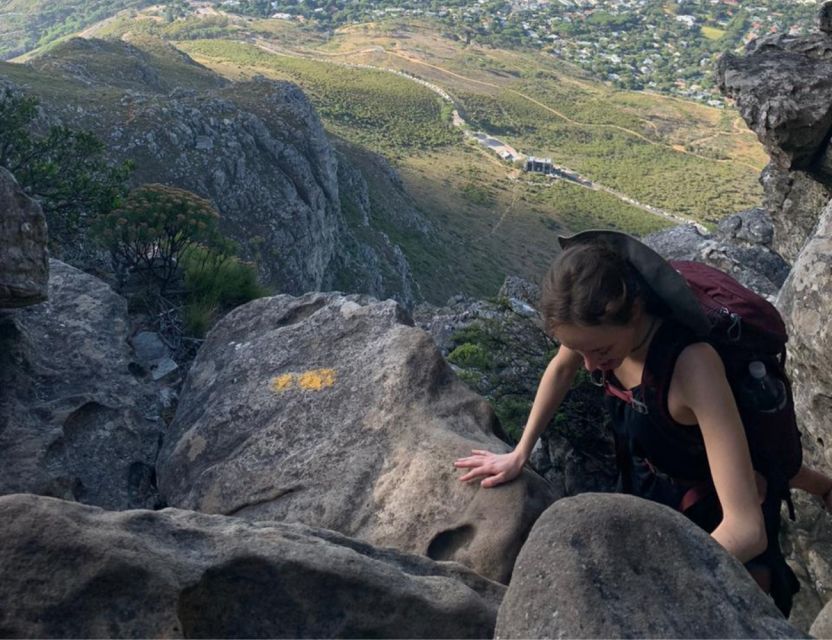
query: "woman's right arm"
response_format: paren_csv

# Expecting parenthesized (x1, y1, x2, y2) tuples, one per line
(454, 345, 583, 487)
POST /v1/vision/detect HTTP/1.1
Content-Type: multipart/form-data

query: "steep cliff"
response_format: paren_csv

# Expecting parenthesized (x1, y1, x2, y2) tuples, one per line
(0, 37, 425, 307)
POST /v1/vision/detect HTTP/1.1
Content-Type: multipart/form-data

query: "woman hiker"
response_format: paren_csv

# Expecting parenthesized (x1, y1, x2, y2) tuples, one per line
(454, 231, 832, 616)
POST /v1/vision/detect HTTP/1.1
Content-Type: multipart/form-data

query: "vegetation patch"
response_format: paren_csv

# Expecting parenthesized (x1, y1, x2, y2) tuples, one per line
(179, 40, 462, 155)
(457, 89, 762, 224)
(701, 26, 727, 41)
(94, 183, 267, 338)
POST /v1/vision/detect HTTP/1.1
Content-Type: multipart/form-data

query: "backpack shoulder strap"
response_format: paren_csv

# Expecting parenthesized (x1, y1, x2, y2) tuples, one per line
(641, 321, 702, 434)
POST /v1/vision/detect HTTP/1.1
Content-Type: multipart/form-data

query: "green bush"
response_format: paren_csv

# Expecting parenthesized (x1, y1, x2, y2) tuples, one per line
(94, 183, 230, 293)
(448, 342, 493, 370)
(493, 395, 532, 443)
(0, 87, 131, 244)
(181, 245, 269, 336)
(94, 183, 268, 338)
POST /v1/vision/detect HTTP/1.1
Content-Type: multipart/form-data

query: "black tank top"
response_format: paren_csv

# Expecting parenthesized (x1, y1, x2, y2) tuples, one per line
(604, 320, 711, 503)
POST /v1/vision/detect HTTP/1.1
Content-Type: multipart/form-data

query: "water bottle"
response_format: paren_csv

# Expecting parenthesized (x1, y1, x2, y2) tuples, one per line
(738, 360, 787, 413)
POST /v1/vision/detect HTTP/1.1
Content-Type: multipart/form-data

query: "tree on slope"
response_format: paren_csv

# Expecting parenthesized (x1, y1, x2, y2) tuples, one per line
(0, 86, 132, 246)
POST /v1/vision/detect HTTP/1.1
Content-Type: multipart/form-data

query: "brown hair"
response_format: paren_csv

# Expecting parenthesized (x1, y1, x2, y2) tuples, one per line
(540, 242, 658, 334)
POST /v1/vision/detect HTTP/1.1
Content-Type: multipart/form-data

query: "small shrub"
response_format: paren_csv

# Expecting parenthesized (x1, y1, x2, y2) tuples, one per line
(94, 183, 229, 293)
(448, 342, 492, 370)
(493, 395, 532, 443)
(181, 245, 269, 337)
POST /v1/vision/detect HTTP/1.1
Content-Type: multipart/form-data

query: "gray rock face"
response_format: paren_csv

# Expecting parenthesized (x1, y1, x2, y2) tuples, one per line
(777, 200, 832, 470)
(811, 597, 832, 638)
(495, 494, 806, 639)
(0, 167, 48, 308)
(498, 276, 541, 318)
(716, 48, 832, 171)
(717, 24, 832, 263)
(157, 292, 555, 583)
(0, 260, 161, 509)
(643, 215, 790, 298)
(776, 200, 832, 629)
(0, 493, 504, 639)
(761, 165, 832, 263)
(819, 1, 832, 34)
(780, 491, 832, 633)
(117, 78, 341, 295)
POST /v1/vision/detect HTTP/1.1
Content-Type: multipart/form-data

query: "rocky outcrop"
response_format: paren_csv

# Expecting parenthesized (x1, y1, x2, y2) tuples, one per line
(157, 292, 555, 583)
(643, 210, 790, 298)
(4, 38, 423, 307)
(495, 494, 805, 639)
(776, 200, 832, 629)
(811, 597, 832, 639)
(0, 493, 504, 638)
(717, 47, 832, 172)
(0, 167, 48, 308)
(325, 142, 424, 306)
(760, 166, 832, 264)
(777, 200, 832, 470)
(717, 26, 832, 262)
(0, 260, 161, 509)
(781, 491, 832, 633)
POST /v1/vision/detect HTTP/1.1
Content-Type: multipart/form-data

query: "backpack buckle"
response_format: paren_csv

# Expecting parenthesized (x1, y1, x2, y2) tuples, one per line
(603, 376, 649, 414)
(723, 307, 742, 341)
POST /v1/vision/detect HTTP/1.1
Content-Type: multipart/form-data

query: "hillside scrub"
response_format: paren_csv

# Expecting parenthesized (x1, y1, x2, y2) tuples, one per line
(94, 183, 267, 338)
(457, 89, 761, 223)
(179, 40, 462, 155)
(0, 86, 132, 247)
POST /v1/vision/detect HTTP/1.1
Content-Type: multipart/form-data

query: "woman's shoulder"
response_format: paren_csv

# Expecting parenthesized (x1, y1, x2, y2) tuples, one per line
(671, 341, 728, 400)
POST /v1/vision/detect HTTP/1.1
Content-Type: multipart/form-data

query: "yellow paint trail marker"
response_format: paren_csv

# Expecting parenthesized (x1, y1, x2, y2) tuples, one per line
(271, 369, 337, 393)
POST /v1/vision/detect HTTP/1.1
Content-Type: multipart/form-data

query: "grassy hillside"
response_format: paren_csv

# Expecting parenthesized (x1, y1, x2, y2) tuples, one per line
(179, 40, 461, 156)
(177, 37, 674, 300)
(0, 0, 154, 60)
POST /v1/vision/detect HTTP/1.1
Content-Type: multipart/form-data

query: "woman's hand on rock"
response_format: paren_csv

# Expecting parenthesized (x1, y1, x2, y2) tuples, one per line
(454, 449, 525, 488)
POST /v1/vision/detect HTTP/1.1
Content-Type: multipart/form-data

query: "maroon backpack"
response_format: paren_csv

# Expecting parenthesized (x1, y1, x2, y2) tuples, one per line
(650, 261, 803, 506)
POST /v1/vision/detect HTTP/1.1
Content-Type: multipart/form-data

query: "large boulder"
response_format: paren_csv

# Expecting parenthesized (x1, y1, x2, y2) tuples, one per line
(0, 493, 504, 638)
(495, 494, 806, 639)
(776, 200, 832, 628)
(0, 167, 48, 308)
(780, 491, 832, 633)
(811, 597, 832, 639)
(643, 212, 790, 298)
(157, 292, 556, 583)
(0, 260, 162, 508)
(777, 200, 832, 469)
(761, 165, 832, 263)
(716, 47, 832, 172)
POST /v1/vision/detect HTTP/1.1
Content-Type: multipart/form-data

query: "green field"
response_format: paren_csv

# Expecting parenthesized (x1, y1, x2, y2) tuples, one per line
(179, 40, 461, 156)
(0, 0, 154, 60)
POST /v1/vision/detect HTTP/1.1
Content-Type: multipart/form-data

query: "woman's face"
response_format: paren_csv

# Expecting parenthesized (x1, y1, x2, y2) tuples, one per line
(553, 321, 639, 372)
